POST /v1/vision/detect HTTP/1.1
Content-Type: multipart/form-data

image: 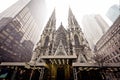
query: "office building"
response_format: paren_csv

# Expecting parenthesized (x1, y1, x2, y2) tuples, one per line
(0, 0, 45, 62)
(94, 16, 120, 63)
(106, 4, 120, 23)
(94, 16, 120, 80)
(82, 15, 109, 50)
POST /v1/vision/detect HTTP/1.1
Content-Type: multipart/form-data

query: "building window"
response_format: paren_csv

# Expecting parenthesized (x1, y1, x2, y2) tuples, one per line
(116, 57, 120, 62)
(109, 53, 112, 58)
(0, 33, 6, 39)
(44, 36, 49, 47)
(74, 34, 80, 47)
(112, 52, 116, 56)
(115, 50, 119, 55)
(6, 39, 11, 43)
(5, 28, 11, 33)
(9, 36, 13, 40)
(2, 31, 9, 36)
(4, 41, 9, 46)
(112, 59, 116, 63)
(0, 34, 6, 43)
(115, 42, 119, 47)
(110, 60, 112, 63)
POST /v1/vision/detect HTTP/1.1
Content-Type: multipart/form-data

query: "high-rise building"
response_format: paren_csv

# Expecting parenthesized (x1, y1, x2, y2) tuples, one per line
(0, 1, 120, 80)
(94, 15, 110, 33)
(94, 16, 120, 63)
(94, 16, 120, 80)
(82, 15, 109, 50)
(106, 4, 120, 23)
(0, 0, 46, 62)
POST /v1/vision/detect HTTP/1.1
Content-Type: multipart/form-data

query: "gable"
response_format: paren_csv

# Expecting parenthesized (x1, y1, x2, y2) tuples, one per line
(54, 40, 67, 56)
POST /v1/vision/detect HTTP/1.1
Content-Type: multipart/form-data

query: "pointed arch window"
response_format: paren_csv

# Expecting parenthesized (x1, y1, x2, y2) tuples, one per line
(69, 43, 73, 55)
(44, 36, 49, 47)
(49, 43, 52, 54)
(74, 34, 80, 47)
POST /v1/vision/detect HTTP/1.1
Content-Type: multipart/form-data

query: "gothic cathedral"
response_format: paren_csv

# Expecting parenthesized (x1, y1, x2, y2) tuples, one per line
(30, 8, 93, 80)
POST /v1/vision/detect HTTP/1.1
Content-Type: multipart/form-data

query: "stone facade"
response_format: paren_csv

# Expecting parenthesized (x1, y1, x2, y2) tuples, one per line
(94, 16, 120, 63)
(0, 8, 119, 80)
(30, 8, 94, 80)
(94, 16, 120, 80)
(31, 8, 92, 64)
(0, 1, 40, 62)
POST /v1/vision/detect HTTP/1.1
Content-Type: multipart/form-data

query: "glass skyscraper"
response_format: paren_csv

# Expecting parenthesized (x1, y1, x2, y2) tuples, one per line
(0, 0, 45, 62)
(106, 4, 120, 23)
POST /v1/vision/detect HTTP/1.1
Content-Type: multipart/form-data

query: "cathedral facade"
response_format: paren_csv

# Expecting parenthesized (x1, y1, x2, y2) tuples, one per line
(31, 8, 92, 63)
(30, 8, 95, 80)
(0, 2, 119, 79)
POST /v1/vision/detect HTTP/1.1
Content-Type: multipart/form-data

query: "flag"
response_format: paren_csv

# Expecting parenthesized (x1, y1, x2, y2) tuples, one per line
(0, 68, 9, 78)
(0, 73, 8, 78)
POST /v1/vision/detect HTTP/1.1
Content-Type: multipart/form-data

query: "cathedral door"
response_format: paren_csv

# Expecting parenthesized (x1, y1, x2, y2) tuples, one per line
(56, 66, 65, 80)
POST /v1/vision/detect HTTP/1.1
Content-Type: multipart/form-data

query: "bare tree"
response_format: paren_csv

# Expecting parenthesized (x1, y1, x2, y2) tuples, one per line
(92, 54, 104, 67)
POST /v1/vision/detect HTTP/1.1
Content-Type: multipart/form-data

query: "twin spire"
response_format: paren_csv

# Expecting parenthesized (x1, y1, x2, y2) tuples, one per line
(45, 7, 80, 29)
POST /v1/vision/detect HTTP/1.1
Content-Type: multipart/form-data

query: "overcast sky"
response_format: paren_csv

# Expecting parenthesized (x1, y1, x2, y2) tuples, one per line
(0, 0, 119, 50)
(0, 0, 119, 28)
(0, 0, 18, 13)
(45, 0, 119, 28)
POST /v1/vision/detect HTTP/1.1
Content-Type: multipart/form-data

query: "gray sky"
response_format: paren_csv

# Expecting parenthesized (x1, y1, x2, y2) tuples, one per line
(0, 0, 18, 13)
(0, 0, 119, 28)
(0, 0, 119, 50)
(45, 0, 119, 28)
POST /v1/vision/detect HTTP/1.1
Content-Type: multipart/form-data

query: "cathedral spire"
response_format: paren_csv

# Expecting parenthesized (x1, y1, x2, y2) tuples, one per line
(50, 8, 55, 20)
(68, 7, 74, 17)
(44, 8, 56, 31)
(68, 7, 80, 29)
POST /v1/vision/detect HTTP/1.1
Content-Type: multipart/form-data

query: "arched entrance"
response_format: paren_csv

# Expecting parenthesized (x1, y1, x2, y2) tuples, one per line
(56, 65, 65, 80)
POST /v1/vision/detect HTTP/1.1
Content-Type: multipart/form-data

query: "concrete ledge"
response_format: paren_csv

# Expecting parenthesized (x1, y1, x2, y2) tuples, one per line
(73, 62, 120, 67)
(0, 62, 45, 66)
(73, 63, 98, 67)
(103, 63, 120, 67)
(41, 55, 77, 59)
